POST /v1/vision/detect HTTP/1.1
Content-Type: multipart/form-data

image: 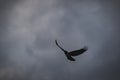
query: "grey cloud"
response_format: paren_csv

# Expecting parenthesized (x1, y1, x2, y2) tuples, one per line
(0, 0, 120, 80)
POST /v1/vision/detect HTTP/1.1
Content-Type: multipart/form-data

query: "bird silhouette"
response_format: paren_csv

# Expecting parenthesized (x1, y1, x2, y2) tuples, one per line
(55, 40, 88, 61)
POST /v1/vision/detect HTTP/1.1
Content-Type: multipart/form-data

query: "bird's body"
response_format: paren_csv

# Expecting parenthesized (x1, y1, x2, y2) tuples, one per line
(55, 40, 88, 61)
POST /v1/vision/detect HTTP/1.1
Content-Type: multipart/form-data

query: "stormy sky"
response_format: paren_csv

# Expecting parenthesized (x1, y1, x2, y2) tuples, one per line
(0, 0, 120, 80)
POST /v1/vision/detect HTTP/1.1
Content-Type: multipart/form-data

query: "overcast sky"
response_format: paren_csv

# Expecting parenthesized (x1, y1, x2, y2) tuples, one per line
(0, 0, 120, 80)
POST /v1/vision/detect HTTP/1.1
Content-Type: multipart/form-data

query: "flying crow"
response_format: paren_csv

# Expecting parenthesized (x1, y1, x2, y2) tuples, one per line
(55, 40, 88, 61)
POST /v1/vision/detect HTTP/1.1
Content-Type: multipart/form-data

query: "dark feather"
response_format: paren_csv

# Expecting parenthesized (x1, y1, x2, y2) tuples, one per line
(67, 56, 76, 61)
(55, 40, 67, 52)
(69, 46, 88, 56)
(55, 40, 88, 61)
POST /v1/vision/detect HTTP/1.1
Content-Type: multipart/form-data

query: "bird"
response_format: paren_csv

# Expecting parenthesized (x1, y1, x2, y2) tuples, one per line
(55, 40, 88, 61)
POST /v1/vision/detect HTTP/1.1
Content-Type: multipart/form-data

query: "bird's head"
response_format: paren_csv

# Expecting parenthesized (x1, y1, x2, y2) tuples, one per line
(63, 50, 68, 55)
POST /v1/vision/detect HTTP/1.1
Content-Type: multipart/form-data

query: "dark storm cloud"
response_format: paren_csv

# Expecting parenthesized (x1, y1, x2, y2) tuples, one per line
(0, 0, 21, 29)
(0, 0, 120, 80)
(0, 0, 22, 67)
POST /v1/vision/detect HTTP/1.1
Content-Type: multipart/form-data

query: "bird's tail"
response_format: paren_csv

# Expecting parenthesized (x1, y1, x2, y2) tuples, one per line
(67, 56, 76, 61)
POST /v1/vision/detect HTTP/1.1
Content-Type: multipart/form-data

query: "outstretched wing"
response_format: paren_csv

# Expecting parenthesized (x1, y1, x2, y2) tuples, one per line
(69, 46, 88, 56)
(55, 40, 67, 52)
